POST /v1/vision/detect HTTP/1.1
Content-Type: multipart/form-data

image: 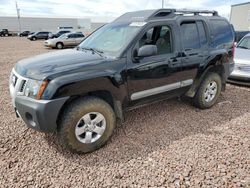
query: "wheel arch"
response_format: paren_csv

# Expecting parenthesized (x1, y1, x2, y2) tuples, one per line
(186, 54, 226, 98)
(56, 90, 124, 129)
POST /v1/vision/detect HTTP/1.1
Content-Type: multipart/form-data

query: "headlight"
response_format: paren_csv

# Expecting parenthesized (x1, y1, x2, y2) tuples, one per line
(24, 79, 48, 99)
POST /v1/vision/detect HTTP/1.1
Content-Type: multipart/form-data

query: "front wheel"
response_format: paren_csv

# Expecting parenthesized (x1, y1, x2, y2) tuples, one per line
(193, 72, 222, 109)
(56, 42, 63, 49)
(58, 97, 116, 154)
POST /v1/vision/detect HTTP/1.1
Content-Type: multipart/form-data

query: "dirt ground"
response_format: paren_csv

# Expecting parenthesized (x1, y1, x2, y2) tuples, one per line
(0, 37, 249, 187)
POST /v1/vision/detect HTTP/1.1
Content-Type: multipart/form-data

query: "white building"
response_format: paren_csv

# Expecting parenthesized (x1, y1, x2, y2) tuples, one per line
(0, 16, 113, 34)
(230, 2, 250, 31)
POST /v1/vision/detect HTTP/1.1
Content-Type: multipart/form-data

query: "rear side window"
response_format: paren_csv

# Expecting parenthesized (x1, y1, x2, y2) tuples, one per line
(210, 20, 234, 47)
(197, 21, 207, 47)
(76, 34, 84, 38)
(181, 22, 200, 49)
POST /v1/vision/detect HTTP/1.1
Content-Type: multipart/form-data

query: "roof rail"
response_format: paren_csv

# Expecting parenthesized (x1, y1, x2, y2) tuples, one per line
(174, 9, 219, 16)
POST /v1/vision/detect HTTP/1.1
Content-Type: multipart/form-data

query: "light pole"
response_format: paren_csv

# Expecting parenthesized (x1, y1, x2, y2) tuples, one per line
(16, 1, 21, 33)
(162, 0, 164, 8)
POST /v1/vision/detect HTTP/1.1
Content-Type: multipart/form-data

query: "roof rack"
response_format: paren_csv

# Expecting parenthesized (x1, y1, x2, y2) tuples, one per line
(174, 9, 218, 16)
(113, 9, 219, 23)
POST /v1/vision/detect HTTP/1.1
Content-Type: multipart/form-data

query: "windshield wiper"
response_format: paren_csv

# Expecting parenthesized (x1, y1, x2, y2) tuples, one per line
(80, 47, 104, 57)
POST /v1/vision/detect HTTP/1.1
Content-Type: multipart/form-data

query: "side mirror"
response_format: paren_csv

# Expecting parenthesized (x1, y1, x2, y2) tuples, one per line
(138, 45, 157, 57)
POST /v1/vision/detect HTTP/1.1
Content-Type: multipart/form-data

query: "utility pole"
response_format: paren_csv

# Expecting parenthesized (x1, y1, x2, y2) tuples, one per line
(16, 1, 21, 33)
(162, 0, 164, 8)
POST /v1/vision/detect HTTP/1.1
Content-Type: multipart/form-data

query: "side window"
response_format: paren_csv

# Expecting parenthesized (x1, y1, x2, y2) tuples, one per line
(210, 20, 234, 47)
(68, 34, 75, 38)
(76, 34, 84, 38)
(181, 22, 200, 49)
(197, 21, 207, 47)
(135, 25, 172, 56)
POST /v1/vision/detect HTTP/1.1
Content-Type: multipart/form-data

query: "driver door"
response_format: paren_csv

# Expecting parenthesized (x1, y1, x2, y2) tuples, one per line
(126, 23, 185, 105)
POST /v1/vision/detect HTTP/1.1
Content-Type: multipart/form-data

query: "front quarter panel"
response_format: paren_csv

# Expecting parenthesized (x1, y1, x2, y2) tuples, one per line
(43, 58, 128, 104)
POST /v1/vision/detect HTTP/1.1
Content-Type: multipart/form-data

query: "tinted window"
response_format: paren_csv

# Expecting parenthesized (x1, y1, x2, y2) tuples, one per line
(210, 20, 233, 47)
(197, 21, 207, 47)
(76, 34, 84, 38)
(68, 34, 75, 38)
(181, 22, 200, 49)
(136, 25, 172, 56)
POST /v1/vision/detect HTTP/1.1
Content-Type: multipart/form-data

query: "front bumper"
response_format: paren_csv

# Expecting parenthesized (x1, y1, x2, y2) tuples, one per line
(14, 96, 69, 132)
(44, 42, 55, 48)
(228, 63, 250, 86)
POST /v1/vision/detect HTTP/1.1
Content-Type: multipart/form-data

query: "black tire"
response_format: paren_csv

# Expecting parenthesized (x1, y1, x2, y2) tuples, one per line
(58, 97, 116, 154)
(193, 72, 222, 109)
(32, 37, 36, 41)
(56, 42, 64, 49)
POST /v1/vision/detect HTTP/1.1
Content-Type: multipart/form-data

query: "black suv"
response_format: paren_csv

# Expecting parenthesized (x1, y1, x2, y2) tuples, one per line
(0, 29, 11, 36)
(27, 31, 51, 40)
(9, 9, 235, 153)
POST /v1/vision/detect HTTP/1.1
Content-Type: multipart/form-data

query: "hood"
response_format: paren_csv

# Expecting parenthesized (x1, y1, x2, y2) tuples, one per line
(15, 49, 105, 80)
(235, 48, 250, 64)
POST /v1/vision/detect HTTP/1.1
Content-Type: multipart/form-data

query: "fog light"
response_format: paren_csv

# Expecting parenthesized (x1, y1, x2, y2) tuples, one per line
(25, 112, 36, 127)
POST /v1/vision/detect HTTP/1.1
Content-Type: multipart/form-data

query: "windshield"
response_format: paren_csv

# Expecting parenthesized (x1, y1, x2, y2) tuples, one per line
(79, 23, 142, 57)
(237, 36, 250, 49)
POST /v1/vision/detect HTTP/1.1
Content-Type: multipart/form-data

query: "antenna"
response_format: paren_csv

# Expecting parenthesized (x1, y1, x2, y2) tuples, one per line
(15, 1, 21, 33)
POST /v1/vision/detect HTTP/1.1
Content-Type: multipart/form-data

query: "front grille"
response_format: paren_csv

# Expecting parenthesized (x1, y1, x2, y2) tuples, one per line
(10, 69, 28, 97)
(20, 80, 27, 92)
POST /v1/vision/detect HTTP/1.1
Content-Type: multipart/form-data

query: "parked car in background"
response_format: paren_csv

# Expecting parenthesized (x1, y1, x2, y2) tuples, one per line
(235, 31, 249, 43)
(44, 32, 85, 49)
(27, 31, 51, 41)
(229, 33, 250, 86)
(48, 30, 71, 39)
(19, 31, 31, 37)
(0, 29, 11, 37)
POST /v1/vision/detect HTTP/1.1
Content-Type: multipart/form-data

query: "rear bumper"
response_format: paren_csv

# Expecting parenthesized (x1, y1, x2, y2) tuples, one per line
(15, 96, 69, 132)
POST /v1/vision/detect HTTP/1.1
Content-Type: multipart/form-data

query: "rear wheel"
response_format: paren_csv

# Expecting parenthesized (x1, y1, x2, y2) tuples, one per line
(193, 72, 222, 109)
(58, 97, 116, 154)
(56, 42, 64, 49)
(32, 37, 36, 41)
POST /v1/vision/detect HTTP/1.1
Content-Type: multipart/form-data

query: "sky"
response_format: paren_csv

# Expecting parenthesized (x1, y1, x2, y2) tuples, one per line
(0, 0, 249, 21)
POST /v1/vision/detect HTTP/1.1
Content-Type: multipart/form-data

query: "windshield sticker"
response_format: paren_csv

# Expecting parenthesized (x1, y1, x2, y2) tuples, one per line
(129, 22, 147, 27)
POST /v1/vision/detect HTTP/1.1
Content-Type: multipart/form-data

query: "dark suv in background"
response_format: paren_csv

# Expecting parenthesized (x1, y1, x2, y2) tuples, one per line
(27, 31, 51, 40)
(0, 29, 11, 37)
(10, 9, 235, 154)
(19, 31, 31, 37)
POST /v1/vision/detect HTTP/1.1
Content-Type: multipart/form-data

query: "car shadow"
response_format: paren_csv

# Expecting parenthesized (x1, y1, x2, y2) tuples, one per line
(43, 85, 250, 167)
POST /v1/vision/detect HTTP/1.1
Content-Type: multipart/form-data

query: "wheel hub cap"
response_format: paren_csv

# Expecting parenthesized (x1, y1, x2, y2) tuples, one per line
(204, 81, 217, 102)
(75, 112, 106, 144)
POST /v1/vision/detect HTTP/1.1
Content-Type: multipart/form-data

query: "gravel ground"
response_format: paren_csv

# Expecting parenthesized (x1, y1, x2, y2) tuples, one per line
(0, 37, 250, 187)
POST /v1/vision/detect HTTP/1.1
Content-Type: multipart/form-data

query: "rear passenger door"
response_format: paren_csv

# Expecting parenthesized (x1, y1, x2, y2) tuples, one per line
(75, 34, 85, 44)
(180, 21, 209, 81)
